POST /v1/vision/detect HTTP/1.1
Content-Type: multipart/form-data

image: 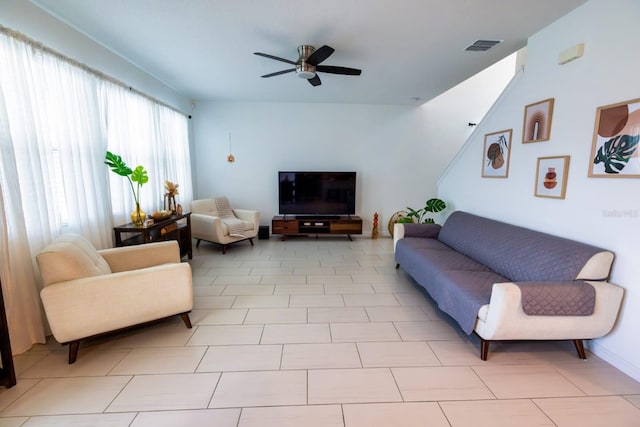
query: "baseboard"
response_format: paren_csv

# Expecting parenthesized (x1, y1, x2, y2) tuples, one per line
(589, 340, 640, 382)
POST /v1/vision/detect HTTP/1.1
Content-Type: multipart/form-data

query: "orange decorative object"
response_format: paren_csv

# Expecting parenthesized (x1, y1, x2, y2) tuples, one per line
(372, 212, 379, 239)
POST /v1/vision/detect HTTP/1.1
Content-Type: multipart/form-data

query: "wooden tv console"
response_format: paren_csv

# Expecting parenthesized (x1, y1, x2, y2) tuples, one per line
(272, 215, 362, 240)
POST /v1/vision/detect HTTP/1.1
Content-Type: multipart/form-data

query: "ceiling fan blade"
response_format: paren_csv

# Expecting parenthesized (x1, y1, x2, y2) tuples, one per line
(254, 52, 296, 65)
(307, 75, 321, 86)
(261, 69, 296, 78)
(316, 65, 362, 76)
(306, 45, 334, 66)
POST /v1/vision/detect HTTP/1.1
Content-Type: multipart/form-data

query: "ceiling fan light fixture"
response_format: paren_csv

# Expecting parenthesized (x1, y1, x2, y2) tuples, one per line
(296, 63, 316, 79)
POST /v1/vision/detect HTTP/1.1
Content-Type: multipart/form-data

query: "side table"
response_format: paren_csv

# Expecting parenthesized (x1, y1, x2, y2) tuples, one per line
(113, 212, 192, 259)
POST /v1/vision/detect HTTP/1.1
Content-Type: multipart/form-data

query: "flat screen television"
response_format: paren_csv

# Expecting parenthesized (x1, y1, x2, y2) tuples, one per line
(278, 171, 356, 216)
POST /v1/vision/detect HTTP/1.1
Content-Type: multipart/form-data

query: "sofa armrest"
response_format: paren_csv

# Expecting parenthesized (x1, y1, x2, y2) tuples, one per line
(393, 223, 441, 252)
(233, 209, 260, 230)
(40, 262, 193, 343)
(99, 241, 180, 272)
(475, 280, 624, 341)
(191, 212, 226, 241)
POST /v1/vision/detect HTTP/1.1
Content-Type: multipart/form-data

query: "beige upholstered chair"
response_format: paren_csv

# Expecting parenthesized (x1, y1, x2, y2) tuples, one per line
(191, 197, 259, 254)
(36, 234, 193, 363)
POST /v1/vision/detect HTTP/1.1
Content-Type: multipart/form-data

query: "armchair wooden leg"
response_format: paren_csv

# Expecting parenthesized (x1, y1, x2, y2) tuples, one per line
(573, 339, 587, 359)
(196, 239, 202, 248)
(68, 340, 80, 364)
(180, 312, 193, 328)
(222, 245, 227, 254)
(249, 238, 254, 246)
(480, 339, 490, 361)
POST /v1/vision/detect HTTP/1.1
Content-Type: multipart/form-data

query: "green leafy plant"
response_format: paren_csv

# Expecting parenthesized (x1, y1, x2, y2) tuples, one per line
(104, 151, 149, 205)
(398, 198, 446, 224)
(593, 134, 639, 174)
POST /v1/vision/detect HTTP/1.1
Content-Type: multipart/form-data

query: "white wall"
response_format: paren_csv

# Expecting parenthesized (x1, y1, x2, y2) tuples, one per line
(439, 0, 640, 380)
(192, 54, 516, 233)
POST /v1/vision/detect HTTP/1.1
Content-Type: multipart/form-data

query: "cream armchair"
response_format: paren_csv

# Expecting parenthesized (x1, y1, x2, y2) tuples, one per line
(36, 234, 193, 363)
(191, 197, 259, 254)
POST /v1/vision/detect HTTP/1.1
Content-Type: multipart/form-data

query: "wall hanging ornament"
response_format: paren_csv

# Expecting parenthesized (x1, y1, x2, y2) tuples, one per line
(227, 132, 235, 163)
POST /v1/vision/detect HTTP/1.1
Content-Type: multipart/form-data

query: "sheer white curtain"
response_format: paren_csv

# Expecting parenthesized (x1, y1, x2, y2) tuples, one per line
(0, 29, 192, 354)
(102, 82, 192, 223)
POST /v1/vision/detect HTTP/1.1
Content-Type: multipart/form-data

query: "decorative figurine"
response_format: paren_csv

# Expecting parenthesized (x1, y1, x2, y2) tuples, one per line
(372, 212, 379, 239)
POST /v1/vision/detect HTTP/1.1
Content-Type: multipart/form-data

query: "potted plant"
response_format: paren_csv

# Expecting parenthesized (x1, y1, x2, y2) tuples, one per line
(397, 198, 446, 224)
(105, 151, 149, 226)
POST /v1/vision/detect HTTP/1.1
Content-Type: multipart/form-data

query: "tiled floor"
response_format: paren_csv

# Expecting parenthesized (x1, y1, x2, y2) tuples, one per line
(2, 236, 640, 426)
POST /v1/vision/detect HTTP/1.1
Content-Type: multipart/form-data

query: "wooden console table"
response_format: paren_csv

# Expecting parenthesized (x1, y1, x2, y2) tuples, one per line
(272, 215, 362, 240)
(114, 212, 192, 259)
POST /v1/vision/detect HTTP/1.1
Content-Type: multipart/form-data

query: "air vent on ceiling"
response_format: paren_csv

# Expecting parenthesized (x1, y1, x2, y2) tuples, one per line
(465, 39, 503, 52)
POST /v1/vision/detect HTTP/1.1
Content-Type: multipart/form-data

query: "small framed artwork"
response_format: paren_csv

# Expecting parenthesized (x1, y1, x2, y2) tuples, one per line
(588, 97, 640, 177)
(523, 98, 554, 143)
(535, 155, 570, 199)
(482, 129, 512, 178)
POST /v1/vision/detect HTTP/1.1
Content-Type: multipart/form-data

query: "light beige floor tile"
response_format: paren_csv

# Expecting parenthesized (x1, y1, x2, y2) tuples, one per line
(210, 370, 307, 408)
(193, 296, 237, 309)
(222, 284, 275, 295)
(472, 364, 585, 399)
(231, 295, 290, 308)
(478, 341, 585, 364)
(307, 275, 353, 284)
(0, 417, 28, 426)
(0, 379, 40, 412)
(22, 413, 137, 426)
(131, 408, 240, 427)
(626, 394, 640, 408)
(18, 349, 129, 378)
(107, 373, 219, 412)
(440, 399, 555, 427)
(343, 402, 450, 427)
(365, 306, 430, 322)
(109, 347, 207, 375)
(343, 294, 400, 307)
(274, 284, 324, 295)
(190, 308, 247, 325)
(427, 340, 483, 365)
(197, 345, 282, 372)
(293, 267, 336, 275)
(2, 376, 131, 416)
(208, 268, 251, 276)
(308, 307, 369, 323)
(250, 267, 293, 276)
(192, 285, 225, 295)
(244, 308, 307, 324)
(213, 275, 262, 285)
(534, 396, 640, 427)
(289, 295, 345, 308)
(192, 277, 216, 286)
(12, 352, 50, 377)
(261, 324, 331, 344)
(239, 405, 343, 427)
(260, 275, 308, 284)
(334, 267, 377, 275)
(392, 367, 494, 401)
(308, 368, 402, 404)
(351, 274, 400, 283)
(282, 343, 361, 369)
(324, 284, 374, 294)
(187, 325, 263, 346)
(394, 320, 462, 341)
(330, 322, 401, 342)
(93, 320, 196, 349)
(372, 283, 422, 294)
(554, 361, 640, 395)
(357, 342, 441, 367)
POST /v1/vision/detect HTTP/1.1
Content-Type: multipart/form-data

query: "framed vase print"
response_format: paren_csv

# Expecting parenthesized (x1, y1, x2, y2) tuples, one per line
(588, 97, 640, 177)
(523, 98, 554, 143)
(535, 156, 570, 199)
(482, 129, 512, 178)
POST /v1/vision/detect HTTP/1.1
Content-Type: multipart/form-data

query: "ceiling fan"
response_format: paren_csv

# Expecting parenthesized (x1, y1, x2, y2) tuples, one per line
(253, 45, 362, 87)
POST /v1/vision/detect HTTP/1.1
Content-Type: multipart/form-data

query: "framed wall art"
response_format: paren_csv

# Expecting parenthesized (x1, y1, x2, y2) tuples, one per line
(588, 97, 640, 177)
(482, 129, 512, 178)
(534, 156, 570, 199)
(522, 98, 554, 143)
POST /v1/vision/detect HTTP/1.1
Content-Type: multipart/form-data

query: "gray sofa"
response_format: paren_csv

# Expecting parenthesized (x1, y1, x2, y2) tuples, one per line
(394, 211, 624, 360)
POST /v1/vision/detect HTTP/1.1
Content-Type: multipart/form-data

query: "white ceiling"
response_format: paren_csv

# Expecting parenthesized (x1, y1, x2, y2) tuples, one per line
(31, 0, 587, 105)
